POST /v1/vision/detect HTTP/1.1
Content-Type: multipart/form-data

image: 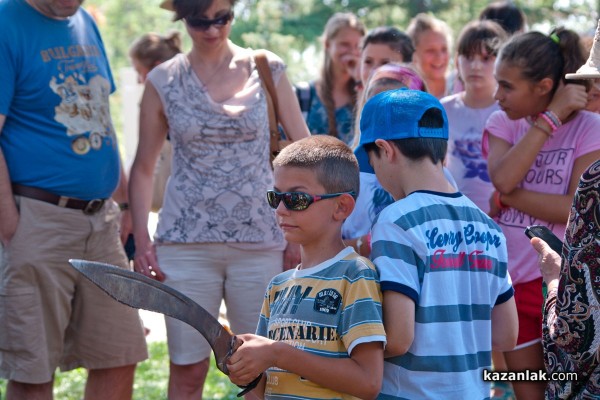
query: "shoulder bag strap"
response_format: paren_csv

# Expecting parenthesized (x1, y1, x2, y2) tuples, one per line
(254, 50, 280, 164)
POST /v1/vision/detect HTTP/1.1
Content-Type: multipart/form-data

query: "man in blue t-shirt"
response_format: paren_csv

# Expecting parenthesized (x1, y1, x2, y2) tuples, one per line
(0, 0, 147, 398)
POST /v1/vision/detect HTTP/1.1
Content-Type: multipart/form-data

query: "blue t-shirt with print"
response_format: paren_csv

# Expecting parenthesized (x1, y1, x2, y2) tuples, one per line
(0, 0, 120, 200)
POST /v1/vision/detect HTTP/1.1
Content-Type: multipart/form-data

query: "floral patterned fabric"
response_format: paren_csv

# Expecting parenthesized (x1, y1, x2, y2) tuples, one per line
(303, 82, 355, 146)
(543, 159, 600, 399)
(147, 51, 285, 249)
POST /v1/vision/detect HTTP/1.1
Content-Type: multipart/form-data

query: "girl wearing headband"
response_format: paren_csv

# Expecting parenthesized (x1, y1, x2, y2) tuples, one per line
(344, 64, 457, 258)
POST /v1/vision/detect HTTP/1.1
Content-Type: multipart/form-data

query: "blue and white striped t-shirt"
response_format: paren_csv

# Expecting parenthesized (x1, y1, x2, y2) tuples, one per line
(372, 191, 513, 400)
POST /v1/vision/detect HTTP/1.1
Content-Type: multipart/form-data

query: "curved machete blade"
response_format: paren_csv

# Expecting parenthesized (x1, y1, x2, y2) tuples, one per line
(69, 259, 234, 374)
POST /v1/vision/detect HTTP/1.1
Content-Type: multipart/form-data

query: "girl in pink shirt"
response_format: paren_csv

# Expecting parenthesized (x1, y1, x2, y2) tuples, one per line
(484, 27, 600, 400)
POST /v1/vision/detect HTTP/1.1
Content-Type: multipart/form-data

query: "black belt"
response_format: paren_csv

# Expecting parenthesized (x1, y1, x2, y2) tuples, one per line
(12, 184, 107, 215)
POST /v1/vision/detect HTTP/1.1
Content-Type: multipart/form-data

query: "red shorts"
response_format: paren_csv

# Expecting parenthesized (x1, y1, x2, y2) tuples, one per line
(513, 277, 543, 347)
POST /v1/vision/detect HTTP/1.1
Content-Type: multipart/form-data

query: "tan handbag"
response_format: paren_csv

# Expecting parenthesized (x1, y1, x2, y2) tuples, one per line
(254, 50, 290, 165)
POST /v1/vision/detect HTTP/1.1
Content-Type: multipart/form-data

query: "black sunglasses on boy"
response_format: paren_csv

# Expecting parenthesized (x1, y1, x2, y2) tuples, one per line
(266, 190, 356, 211)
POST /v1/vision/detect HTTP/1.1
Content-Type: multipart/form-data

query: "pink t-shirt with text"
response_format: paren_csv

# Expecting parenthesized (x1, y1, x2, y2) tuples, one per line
(483, 110, 600, 284)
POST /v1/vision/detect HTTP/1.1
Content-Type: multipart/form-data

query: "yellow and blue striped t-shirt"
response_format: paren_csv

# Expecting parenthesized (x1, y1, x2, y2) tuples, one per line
(257, 247, 386, 399)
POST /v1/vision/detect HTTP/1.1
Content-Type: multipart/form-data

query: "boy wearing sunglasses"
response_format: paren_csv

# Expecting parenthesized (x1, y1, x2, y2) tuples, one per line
(354, 88, 518, 399)
(227, 135, 386, 399)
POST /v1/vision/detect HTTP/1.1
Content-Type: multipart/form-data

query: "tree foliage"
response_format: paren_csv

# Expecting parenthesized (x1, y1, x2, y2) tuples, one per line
(82, 0, 598, 154)
(88, 0, 599, 83)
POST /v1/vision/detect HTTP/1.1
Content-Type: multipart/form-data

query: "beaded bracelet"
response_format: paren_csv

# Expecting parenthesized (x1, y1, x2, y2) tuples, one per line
(544, 110, 562, 129)
(545, 111, 562, 128)
(538, 112, 558, 132)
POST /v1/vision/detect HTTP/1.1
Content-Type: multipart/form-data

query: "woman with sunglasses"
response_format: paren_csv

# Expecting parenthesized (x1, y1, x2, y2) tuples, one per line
(128, 0, 309, 398)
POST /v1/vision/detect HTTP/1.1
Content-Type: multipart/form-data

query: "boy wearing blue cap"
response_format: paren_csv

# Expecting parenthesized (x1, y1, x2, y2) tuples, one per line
(355, 89, 518, 399)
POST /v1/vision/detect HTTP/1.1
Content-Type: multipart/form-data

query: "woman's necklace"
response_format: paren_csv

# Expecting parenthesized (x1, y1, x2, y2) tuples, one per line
(190, 52, 233, 87)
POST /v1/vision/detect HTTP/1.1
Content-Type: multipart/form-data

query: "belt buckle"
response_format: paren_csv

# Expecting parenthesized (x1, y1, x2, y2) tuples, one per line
(83, 199, 105, 215)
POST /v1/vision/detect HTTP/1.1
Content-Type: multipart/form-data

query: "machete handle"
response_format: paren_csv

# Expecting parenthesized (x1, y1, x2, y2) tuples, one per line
(228, 335, 263, 396)
(236, 373, 263, 397)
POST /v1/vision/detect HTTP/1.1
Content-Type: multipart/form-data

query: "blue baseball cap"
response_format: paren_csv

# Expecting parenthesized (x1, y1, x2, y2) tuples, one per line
(354, 88, 448, 173)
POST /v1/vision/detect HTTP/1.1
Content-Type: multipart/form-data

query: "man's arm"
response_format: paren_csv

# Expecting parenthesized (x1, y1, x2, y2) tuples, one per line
(382, 290, 415, 357)
(112, 163, 129, 204)
(0, 114, 19, 246)
(228, 335, 384, 400)
(112, 164, 131, 244)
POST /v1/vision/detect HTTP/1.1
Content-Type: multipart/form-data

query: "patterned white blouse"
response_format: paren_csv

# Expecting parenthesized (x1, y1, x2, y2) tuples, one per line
(147, 50, 285, 250)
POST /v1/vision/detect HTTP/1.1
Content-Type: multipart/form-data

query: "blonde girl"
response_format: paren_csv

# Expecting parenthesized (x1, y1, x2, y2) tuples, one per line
(407, 13, 453, 98)
(344, 63, 433, 257)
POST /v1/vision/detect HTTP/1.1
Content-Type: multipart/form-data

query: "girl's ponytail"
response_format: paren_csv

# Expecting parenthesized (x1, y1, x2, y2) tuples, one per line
(129, 31, 183, 70)
(498, 27, 588, 94)
(552, 27, 589, 89)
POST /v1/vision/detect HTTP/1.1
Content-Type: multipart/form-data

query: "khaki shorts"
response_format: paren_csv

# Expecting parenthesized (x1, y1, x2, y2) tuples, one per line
(0, 197, 148, 384)
(157, 243, 283, 365)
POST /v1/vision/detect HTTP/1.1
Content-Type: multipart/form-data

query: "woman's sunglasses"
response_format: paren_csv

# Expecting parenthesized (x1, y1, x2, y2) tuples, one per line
(185, 11, 233, 31)
(266, 190, 356, 211)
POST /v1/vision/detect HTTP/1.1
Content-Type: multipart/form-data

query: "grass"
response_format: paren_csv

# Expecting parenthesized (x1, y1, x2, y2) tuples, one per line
(0, 341, 239, 400)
